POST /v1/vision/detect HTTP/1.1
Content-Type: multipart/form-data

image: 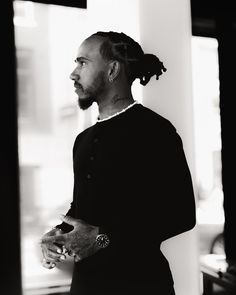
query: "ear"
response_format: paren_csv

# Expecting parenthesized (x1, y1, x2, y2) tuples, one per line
(107, 60, 121, 82)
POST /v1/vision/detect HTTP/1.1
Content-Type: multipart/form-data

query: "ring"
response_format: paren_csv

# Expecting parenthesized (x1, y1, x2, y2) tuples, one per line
(42, 258, 51, 264)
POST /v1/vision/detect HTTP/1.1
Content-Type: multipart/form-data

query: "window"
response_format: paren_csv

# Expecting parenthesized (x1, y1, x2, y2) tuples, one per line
(191, 36, 224, 253)
(14, 2, 90, 294)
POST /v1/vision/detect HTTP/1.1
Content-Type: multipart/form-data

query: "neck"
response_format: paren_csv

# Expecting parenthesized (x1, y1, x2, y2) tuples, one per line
(97, 90, 134, 121)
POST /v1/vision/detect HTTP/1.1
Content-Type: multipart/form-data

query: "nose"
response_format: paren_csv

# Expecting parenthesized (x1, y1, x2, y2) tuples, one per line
(70, 68, 79, 81)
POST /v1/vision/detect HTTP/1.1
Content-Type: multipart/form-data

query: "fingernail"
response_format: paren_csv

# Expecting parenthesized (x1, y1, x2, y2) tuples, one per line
(57, 249, 62, 253)
(60, 255, 66, 260)
(52, 263, 56, 268)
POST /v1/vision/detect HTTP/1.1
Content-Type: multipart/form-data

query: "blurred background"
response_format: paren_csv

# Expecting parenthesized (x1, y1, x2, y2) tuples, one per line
(3, 0, 236, 295)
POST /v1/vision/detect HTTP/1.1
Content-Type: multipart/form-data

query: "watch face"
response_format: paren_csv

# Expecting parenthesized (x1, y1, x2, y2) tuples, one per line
(96, 234, 110, 248)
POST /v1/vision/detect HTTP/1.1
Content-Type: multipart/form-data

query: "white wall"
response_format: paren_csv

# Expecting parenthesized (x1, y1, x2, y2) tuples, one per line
(48, 0, 142, 132)
(139, 1, 200, 295)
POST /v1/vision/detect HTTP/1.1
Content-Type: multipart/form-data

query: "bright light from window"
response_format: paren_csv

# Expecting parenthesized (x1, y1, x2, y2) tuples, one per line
(13, 1, 37, 27)
(191, 36, 224, 225)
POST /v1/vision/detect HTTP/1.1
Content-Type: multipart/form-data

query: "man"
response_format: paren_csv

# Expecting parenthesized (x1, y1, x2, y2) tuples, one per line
(41, 31, 196, 295)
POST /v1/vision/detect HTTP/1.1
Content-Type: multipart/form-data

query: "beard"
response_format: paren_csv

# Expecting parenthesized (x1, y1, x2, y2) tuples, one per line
(77, 71, 106, 110)
(78, 96, 94, 110)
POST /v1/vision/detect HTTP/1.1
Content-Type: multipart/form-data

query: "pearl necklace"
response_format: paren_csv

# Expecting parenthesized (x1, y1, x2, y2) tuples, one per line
(97, 100, 139, 123)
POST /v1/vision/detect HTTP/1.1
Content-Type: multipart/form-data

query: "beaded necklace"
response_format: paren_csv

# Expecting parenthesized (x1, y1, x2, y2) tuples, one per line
(97, 100, 139, 123)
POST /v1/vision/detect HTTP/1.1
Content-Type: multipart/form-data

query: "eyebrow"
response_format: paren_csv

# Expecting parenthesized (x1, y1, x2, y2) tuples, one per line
(74, 56, 91, 63)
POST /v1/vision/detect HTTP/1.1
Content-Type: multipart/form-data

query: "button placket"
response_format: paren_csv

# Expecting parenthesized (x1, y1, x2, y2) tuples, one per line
(86, 135, 99, 180)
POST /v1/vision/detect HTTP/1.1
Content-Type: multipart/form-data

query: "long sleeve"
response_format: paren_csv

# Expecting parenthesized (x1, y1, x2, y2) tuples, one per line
(153, 129, 196, 241)
(89, 123, 196, 251)
(55, 136, 82, 233)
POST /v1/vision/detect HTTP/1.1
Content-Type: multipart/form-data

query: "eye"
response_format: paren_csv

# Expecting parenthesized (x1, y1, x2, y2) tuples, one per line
(79, 61, 86, 67)
(74, 59, 86, 67)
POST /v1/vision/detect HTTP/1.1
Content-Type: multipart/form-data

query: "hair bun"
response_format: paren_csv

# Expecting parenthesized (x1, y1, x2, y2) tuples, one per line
(92, 31, 166, 86)
(137, 54, 167, 85)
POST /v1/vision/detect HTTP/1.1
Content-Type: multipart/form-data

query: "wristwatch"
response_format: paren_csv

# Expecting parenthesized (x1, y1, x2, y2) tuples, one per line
(95, 231, 110, 248)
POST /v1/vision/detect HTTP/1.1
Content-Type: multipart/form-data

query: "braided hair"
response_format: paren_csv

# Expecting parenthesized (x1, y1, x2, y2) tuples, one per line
(90, 31, 167, 86)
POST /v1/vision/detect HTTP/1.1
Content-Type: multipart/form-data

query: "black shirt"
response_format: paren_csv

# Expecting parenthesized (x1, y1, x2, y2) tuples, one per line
(58, 103, 196, 294)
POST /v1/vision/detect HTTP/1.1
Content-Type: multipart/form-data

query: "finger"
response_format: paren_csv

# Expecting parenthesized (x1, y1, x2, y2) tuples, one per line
(41, 233, 67, 245)
(46, 251, 64, 261)
(59, 254, 66, 261)
(55, 246, 67, 254)
(42, 258, 56, 269)
(68, 250, 75, 257)
(59, 215, 79, 227)
(41, 242, 63, 254)
(43, 255, 58, 263)
(55, 228, 63, 236)
(43, 262, 56, 269)
(42, 228, 62, 240)
(67, 250, 80, 261)
(62, 245, 67, 254)
(50, 228, 63, 235)
(48, 253, 66, 262)
(43, 249, 60, 262)
(49, 244, 64, 254)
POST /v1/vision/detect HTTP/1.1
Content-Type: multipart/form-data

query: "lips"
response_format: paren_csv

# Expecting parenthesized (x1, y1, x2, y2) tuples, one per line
(74, 83, 84, 95)
(74, 82, 82, 89)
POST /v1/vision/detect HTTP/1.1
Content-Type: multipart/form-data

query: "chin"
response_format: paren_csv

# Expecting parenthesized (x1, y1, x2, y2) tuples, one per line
(78, 96, 95, 110)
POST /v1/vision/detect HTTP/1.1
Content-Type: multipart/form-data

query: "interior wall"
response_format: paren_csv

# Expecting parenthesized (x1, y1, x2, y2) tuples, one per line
(139, 1, 199, 295)
(84, 0, 143, 105)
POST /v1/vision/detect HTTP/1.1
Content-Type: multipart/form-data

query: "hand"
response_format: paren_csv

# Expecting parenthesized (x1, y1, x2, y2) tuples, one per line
(41, 215, 99, 262)
(40, 228, 67, 269)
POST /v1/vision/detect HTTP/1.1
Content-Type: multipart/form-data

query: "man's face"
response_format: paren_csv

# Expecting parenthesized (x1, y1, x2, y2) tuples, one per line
(70, 37, 108, 110)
